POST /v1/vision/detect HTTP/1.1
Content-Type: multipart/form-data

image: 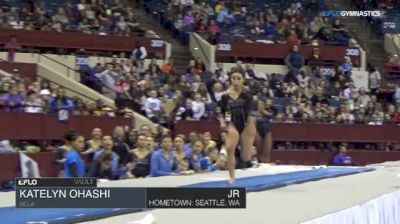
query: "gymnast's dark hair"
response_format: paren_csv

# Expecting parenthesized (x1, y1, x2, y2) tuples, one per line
(64, 130, 81, 142)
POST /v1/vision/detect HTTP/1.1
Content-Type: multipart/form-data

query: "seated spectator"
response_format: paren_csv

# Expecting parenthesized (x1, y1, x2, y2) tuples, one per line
(92, 135, 120, 175)
(64, 131, 85, 178)
(285, 45, 305, 82)
(150, 136, 179, 177)
(341, 56, 353, 73)
(131, 41, 148, 61)
(186, 139, 204, 172)
(202, 131, 217, 154)
(1, 84, 25, 111)
(393, 107, 400, 124)
(81, 128, 103, 157)
(161, 57, 175, 75)
(129, 134, 152, 178)
(192, 93, 205, 120)
(395, 84, 400, 107)
(183, 10, 196, 29)
(23, 91, 44, 113)
(176, 158, 195, 175)
(112, 126, 131, 167)
(331, 19, 349, 45)
(265, 22, 278, 41)
(86, 152, 118, 180)
(287, 29, 300, 45)
(145, 90, 165, 123)
(207, 20, 220, 34)
(216, 7, 234, 25)
(368, 66, 381, 94)
(332, 144, 355, 166)
(49, 87, 74, 113)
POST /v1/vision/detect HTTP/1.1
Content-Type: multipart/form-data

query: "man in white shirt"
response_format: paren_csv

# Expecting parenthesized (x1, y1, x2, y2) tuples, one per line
(131, 42, 148, 60)
(191, 93, 205, 120)
(145, 90, 163, 123)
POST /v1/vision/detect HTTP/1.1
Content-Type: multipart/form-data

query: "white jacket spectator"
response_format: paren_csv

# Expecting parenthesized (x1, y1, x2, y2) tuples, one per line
(192, 94, 205, 120)
(131, 45, 148, 60)
(145, 91, 162, 119)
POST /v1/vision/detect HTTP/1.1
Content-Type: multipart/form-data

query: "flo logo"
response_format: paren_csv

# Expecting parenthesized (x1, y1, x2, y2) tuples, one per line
(17, 179, 37, 186)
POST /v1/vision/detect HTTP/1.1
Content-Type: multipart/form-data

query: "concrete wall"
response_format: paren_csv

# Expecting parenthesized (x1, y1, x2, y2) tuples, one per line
(190, 32, 216, 71)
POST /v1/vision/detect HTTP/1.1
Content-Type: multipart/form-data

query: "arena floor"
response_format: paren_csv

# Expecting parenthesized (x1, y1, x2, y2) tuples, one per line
(1, 164, 399, 224)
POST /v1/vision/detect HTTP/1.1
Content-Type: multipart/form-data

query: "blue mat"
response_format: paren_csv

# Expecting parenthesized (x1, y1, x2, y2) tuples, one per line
(0, 207, 143, 224)
(0, 167, 374, 224)
(184, 167, 375, 192)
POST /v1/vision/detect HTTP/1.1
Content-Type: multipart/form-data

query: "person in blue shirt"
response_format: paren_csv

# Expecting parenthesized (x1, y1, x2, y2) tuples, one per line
(49, 87, 75, 113)
(332, 144, 355, 166)
(186, 139, 204, 173)
(341, 56, 353, 73)
(150, 136, 179, 177)
(64, 131, 85, 177)
(91, 135, 121, 177)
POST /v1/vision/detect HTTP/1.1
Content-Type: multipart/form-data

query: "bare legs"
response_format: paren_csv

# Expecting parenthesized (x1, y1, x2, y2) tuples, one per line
(255, 132, 273, 163)
(240, 117, 257, 162)
(225, 123, 240, 184)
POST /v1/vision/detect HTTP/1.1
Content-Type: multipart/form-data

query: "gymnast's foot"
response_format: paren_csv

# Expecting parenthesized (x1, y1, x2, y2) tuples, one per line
(228, 177, 236, 185)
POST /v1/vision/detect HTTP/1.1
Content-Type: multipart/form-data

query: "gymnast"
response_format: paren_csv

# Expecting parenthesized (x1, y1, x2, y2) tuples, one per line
(218, 68, 258, 184)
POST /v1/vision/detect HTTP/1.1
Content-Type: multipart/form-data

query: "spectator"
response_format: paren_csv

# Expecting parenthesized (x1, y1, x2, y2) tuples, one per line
(145, 90, 164, 123)
(183, 10, 195, 28)
(63, 131, 85, 177)
(4, 36, 21, 62)
(129, 134, 152, 178)
(160, 57, 175, 75)
(94, 63, 116, 99)
(81, 128, 103, 157)
(150, 136, 178, 176)
(207, 20, 220, 34)
(24, 91, 44, 113)
(285, 45, 305, 82)
(187, 139, 204, 172)
(92, 135, 120, 175)
(1, 84, 25, 111)
(126, 129, 138, 149)
(173, 135, 195, 175)
(131, 41, 148, 60)
(369, 66, 381, 94)
(394, 84, 400, 107)
(192, 93, 205, 120)
(86, 152, 117, 180)
(332, 144, 355, 166)
(287, 29, 300, 45)
(50, 88, 75, 113)
(112, 126, 131, 166)
(341, 56, 353, 73)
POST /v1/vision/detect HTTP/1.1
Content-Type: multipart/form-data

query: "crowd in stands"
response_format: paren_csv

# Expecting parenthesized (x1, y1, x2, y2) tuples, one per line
(0, 69, 123, 116)
(0, 0, 144, 36)
(80, 46, 400, 128)
(148, 0, 350, 45)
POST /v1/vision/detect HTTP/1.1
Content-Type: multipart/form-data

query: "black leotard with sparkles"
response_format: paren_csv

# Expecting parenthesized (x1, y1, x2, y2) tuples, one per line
(219, 90, 258, 134)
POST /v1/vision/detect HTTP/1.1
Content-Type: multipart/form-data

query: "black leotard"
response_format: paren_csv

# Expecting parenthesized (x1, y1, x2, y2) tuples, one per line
(219, 90, 258, 134)
(130, 151, 152, 177)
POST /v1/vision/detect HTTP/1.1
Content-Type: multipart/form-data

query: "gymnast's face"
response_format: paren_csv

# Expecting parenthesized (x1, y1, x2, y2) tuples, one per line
(230, 72, 244, 88)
